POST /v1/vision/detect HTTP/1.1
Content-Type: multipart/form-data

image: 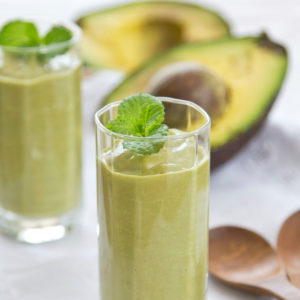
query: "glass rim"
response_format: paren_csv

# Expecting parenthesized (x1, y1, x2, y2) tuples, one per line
(0, 16, 81, 53)
(95, 97, 211, 141)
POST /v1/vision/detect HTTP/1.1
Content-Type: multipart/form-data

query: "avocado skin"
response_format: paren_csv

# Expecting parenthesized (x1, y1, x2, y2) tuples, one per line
(76, 1, 231, 71)
(258, 32, 288, 56)
(103, 34, 288, 169)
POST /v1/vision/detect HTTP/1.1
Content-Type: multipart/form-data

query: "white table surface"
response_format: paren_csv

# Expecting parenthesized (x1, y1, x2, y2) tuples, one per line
(0, 0, 299, 299)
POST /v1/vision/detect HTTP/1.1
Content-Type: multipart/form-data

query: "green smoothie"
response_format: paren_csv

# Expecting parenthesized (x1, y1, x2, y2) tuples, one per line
(0, 63, 82, 217)
(98, 130, 210, 300)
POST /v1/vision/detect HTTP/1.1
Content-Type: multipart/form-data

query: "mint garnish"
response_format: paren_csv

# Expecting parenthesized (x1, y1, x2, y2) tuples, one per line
(43, 25, 72, 45)
(0, 20, 73, 57)
(42, 25, 72, 58)
(106, 94, 168, 155)
(0, 20, 40, 47)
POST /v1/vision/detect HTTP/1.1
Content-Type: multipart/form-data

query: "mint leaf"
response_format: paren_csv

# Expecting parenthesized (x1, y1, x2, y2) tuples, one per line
(106, 94, 168, 155)
(43, 25, 72, 45)
(107, 94, 166, 136)
(40, 25, 73, 58)
(0, 20, 40, 47)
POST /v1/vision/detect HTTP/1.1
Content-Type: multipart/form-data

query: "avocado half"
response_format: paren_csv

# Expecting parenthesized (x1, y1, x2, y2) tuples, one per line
(103, 34, 288, 168)
(77, 1, 230, 72)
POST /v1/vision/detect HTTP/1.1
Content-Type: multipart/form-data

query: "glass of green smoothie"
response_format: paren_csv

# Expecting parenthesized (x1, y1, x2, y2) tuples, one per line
(0, 18, 82, 243)
(95, 94, 210, 300)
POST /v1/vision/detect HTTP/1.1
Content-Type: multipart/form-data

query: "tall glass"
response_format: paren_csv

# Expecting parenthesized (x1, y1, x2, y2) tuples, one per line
(95, 97, 210, 300)
(0, 18, 82, 243)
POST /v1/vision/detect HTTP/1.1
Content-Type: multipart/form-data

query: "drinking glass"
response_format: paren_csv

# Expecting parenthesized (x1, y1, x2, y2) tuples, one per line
(95, 97, 210, 300)
(0, 18, 82, 243)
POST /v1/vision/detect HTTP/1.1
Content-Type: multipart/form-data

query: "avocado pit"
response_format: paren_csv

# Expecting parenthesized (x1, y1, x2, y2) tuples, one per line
(148, 62, 230, 125)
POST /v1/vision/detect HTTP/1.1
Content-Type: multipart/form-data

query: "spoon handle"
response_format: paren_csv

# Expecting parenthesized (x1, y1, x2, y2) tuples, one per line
(256, 274, 300, 300)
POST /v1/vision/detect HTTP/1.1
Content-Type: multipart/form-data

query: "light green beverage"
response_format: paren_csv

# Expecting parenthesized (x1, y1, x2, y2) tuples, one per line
(0, 18, 82, 243)
(96, 97, 210, 300)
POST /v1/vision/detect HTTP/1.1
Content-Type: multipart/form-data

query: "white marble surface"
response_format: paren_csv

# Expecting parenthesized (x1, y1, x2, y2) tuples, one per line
(0, 0, 300, 299)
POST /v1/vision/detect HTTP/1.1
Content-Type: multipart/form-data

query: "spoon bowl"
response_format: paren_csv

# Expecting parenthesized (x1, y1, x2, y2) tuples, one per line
(210, 226, 282, 283)
(277, 210, 300, 288)
(209, 226, 300, 300)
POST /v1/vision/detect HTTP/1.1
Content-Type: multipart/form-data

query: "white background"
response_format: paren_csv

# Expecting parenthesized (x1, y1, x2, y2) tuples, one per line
(0, 0, 299, 299)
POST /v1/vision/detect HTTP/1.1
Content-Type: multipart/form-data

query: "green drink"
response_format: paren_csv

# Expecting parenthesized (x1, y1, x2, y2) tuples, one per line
(96, 96, 210, 299)
(0, 18, 82, 243)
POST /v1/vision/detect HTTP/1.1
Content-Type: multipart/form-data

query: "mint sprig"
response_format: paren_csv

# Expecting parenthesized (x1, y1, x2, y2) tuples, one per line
(106, 94, 168, 155)
(0, 20, 73, 57)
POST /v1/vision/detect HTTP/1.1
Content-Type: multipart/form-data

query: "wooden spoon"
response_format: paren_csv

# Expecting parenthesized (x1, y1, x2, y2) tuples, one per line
(209, 226, 300, 300)
(277, 210, 300, 289)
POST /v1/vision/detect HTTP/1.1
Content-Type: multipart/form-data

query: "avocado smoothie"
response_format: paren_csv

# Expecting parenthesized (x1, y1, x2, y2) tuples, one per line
(0, 67, 81, 216)
(0, 19, 82, 242)
(96, 96, 210, 300)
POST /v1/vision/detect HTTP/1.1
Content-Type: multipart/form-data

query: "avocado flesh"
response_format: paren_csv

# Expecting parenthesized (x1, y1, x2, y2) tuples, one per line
(104, 35, 288, 167)
(77, 1, 230, 72)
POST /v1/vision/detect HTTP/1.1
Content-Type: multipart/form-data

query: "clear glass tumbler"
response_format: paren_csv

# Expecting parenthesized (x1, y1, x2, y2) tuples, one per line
(95, 97, 210, 300)
(0, 18, 82, 243)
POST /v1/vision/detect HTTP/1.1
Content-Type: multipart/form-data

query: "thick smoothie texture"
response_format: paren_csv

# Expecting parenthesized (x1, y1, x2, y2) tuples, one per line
(0, 64, 82, 217)
(98, 131, 210, 300)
